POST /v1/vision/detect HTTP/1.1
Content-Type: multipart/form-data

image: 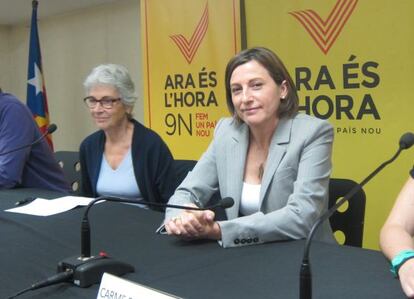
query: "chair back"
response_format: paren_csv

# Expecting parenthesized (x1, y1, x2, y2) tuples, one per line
(328, 178, 366, 247)
(172, 159, 226, 220)
(54, 151, 82, 195)
(173, 159, 197, 188)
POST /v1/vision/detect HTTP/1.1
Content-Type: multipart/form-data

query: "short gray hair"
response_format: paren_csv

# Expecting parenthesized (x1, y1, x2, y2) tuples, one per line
(83, 64, 137, 107)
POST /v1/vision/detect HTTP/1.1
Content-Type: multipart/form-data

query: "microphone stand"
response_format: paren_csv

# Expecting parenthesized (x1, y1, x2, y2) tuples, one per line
(300, 133, 414, 299)
(58, 196, 234, 288)
(57, 196, 137, 288)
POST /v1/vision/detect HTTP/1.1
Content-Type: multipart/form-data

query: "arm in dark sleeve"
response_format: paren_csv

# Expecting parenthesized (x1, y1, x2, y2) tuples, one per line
(0, 103, 35, 188)
(79, 140, 93, 197)
(153, 139, 176, 203)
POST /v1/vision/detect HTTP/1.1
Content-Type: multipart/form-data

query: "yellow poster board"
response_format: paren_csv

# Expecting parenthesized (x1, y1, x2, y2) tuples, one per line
(141, 0, 241, 160)
(245, 0, 414, 249)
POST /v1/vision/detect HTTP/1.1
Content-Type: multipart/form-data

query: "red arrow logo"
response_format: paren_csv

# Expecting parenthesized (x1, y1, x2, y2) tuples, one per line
(289, 0, 358, 54)
(170, 4, 209, 64)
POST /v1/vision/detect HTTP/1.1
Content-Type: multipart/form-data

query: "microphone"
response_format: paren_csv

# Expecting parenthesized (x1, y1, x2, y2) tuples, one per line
(46, 123, 57, 134)
(79, 196, 234, 258)
(55, 196, 234, 288)
(400, 132, 414, 149)
(300, 132, 414, 299)
(0, 123, 57, 156)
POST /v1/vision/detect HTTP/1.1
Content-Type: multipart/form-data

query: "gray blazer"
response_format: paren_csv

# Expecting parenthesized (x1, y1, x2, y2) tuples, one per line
(166, 113, 335, 248)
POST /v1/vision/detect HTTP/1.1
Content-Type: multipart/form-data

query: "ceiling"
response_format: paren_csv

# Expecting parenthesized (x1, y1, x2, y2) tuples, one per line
(0, 0, 119, 25)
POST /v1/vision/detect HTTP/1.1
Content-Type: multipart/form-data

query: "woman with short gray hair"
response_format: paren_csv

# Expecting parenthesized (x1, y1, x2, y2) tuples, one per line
(80, 64, 175, 208)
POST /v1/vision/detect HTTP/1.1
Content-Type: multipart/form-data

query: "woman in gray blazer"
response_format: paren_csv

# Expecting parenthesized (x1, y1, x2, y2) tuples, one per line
(164, 47, 335, 248)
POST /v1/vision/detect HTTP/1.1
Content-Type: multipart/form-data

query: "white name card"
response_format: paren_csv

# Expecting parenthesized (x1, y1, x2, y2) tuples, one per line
(97, 273, 182, 299)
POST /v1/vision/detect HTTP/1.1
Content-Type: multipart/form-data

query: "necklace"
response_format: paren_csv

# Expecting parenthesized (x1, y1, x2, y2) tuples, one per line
(259, 163, 265, 180)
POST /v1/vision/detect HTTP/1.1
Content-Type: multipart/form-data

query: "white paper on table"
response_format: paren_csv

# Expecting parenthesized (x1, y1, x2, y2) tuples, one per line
(5, 196, 97, 216)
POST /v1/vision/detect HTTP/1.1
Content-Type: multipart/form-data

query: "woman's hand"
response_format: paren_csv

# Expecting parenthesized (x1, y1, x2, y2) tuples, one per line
(398, 259, 414, 298)
(165, 204, 221, 240)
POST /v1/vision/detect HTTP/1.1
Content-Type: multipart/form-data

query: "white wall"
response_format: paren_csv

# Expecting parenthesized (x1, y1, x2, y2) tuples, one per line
(3, 0, 142, 151)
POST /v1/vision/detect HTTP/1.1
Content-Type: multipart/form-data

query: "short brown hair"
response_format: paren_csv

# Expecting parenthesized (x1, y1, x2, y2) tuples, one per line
(224, 47, 298, 120)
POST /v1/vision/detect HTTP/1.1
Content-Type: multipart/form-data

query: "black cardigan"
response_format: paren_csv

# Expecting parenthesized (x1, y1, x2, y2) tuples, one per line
(79, 119, 176, 209)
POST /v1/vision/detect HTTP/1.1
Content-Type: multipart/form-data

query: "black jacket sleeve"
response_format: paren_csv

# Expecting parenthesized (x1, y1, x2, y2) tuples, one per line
(79, 139, 93, 197)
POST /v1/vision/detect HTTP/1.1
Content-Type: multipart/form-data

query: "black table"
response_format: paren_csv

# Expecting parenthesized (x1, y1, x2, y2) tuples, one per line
(0, 189, 405, 299)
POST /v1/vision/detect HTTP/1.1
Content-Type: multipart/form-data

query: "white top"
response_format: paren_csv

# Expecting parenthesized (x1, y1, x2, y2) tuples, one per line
(96, 149, 142, 200)
(240, 182, 261, 216)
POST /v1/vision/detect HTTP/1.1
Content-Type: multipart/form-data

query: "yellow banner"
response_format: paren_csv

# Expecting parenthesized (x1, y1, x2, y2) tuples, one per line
(245, 0, 414, 249)
(141, 0, 241, 160)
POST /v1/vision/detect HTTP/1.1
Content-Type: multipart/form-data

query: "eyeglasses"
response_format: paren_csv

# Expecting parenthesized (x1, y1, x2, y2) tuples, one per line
(83, 96, 121, 109)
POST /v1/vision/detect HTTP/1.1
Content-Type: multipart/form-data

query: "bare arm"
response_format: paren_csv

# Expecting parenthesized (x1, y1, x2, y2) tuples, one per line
(380, 177, 414, 259)
(380, 176, 414, 298)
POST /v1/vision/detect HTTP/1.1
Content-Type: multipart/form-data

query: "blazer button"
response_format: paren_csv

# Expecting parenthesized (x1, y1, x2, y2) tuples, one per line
(234, 238, 240, 244)
(253, 237, 259, 243)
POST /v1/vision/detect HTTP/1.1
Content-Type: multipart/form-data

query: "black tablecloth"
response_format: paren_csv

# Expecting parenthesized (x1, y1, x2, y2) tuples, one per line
(0, 189, 405, 298)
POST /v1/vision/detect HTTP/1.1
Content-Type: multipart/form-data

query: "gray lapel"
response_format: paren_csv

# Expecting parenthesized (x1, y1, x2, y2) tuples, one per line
(226, 122, 249, 219)
(260, 117, 292, 203)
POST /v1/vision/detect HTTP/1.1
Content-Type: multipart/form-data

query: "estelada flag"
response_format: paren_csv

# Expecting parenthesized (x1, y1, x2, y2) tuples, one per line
(26, 0, 53, 149)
